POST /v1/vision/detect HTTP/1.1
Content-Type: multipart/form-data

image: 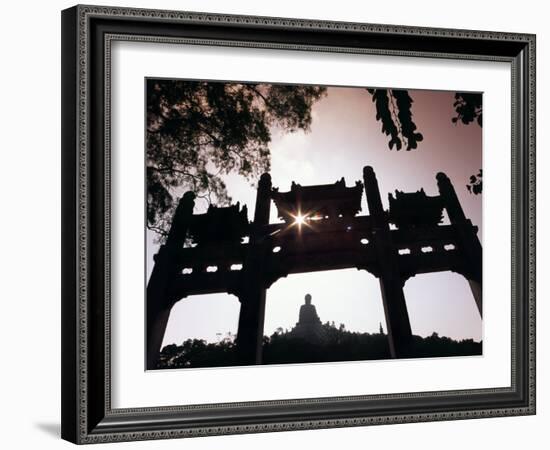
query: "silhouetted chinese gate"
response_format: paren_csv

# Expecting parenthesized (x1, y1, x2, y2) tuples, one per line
(146, 166, 482, 369)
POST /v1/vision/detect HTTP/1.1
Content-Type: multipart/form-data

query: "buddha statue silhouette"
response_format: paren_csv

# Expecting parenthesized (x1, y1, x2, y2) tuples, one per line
(298, 294, 321, 325)
(292, 294, 325, 342)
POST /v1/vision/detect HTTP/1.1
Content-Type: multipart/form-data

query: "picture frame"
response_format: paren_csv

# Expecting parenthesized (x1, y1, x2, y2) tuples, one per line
(61, 4, 536, 444)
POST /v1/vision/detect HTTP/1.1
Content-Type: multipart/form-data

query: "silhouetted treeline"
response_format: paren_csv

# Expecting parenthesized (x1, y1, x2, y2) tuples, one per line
(156, 323, 482, 369)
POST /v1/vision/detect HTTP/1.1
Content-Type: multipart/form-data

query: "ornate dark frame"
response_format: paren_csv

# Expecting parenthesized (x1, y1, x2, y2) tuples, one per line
(61, 4, 536, 444)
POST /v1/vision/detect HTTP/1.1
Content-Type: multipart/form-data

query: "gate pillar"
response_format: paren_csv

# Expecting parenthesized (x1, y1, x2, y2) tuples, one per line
(437, 172, 483, 316)
(364, 166, 413, 358)
(146, 192, 195, 369)
(236, 173, 272, 364)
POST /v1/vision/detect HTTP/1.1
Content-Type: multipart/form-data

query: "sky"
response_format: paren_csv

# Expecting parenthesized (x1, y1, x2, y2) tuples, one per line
(146, 85, 483, 347)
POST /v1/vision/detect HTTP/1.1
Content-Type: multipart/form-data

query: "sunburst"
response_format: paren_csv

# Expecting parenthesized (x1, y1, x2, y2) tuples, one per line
(293, 213, 307, 225)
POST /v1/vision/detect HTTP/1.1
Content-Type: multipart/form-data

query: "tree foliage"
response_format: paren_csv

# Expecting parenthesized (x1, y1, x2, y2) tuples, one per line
(452, 92, 483, 126)
(367, 88, 424, 151)
(156, 324, 482, 369)
(367, 89, 483, 194)
(452, 93, 483, 195)
(147, 80, 326, 238)
(467, 169, 483, 195)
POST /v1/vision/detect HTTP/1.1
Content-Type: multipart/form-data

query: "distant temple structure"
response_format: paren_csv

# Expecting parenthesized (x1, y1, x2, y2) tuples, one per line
(291, 294, 326, 342)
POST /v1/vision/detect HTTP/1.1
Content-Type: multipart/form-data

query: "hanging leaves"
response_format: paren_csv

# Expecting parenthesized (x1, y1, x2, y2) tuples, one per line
(466, 169, 483, 195)
(367, 88, 423, 151)
(452, 92, 483, 127)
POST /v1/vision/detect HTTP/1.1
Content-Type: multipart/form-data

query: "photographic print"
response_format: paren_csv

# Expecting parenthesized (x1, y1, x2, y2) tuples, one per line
(145, 79, 483, 370)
